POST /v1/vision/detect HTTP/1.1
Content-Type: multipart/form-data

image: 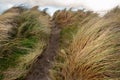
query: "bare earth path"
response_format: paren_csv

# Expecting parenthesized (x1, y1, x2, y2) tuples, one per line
(25, 23, 61, 80)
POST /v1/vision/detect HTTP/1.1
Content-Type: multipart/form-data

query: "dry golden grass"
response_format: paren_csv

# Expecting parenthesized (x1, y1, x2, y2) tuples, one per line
(52, 9, 87, 27)
(51, 8, 120, 80)
(53, 9, 93, 50)
(0, 12, 20, 42)
(3, 7, 25, 14)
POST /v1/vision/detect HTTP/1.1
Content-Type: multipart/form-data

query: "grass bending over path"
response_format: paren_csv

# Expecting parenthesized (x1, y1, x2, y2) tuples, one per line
(0, 10, 50, 80)
(51, 7, 120, 80)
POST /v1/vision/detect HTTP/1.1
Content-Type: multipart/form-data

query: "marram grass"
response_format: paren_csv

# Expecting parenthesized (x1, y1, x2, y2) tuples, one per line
(51, 7, 120, 80)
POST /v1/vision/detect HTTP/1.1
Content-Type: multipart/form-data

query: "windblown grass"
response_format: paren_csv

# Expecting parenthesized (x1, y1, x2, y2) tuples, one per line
(0, 13, 20, 42)
(53, 9, 90, 49)
(53, 9, 87, 27)
(0, 8, 50, 80)
(51, 8, 120, 80)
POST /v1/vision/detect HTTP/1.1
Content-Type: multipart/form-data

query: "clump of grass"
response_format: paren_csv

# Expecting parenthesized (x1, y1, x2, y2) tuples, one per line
(51, 8, 120, 80)
(53, 9, 86, 27)
(0, 6, 50, 80)
(0, 10, 50, 80)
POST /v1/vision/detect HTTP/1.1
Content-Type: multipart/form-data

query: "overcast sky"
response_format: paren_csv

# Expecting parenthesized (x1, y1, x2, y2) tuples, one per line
(0, 0, 120, 16)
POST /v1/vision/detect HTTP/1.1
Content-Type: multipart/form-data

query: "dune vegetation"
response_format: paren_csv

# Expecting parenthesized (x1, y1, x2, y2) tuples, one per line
(0, 6, 120, 80)
(0, 7, 50, 80)
(51, 7, 120, 80)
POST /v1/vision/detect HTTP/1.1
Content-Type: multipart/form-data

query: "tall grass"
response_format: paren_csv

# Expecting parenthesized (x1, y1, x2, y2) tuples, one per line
(0, 13, 20, 42)
(51, 8, 120, 80)
(0, 9, 50, 80)
(53, 9, 89, 49)
(53, 9, 86, 27)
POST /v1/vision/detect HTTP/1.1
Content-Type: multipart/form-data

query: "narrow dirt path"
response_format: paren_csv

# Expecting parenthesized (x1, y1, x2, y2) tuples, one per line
(25, 22, 61, 80)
